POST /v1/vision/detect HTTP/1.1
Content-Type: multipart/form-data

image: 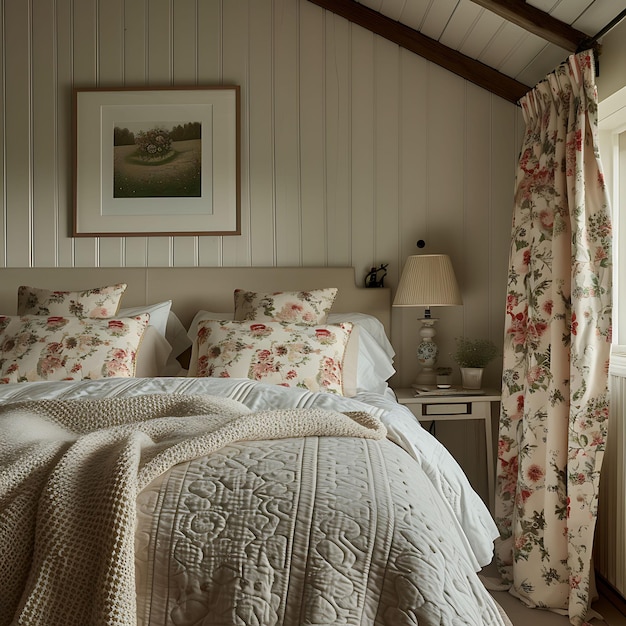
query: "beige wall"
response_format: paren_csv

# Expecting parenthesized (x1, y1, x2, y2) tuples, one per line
(597, 18, 626, 102)
(0, 0, 522, 389)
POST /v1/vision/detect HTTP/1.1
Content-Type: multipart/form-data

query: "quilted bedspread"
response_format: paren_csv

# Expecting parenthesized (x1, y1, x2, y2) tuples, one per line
(0, 377, 510, 626)
(136, 436, 506, 626)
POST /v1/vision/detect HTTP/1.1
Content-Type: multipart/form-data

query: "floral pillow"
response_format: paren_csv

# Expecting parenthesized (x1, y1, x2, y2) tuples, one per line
(189, 320, 355, 395)
(0, 314, 149, 384)
(17, 283, 127, 319)
(233, 288, 338, 326)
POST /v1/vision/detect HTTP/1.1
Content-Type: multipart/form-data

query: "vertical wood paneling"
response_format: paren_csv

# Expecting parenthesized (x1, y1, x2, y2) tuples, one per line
(72, 0, 98, 267)
(172, 0, 200, 267)
(124, 0, 148, 84)
(196, 0, 222, 82)
(4, 0, 32, 267)
(299, 1, 326, 266)
(398, 51, 428, 265)
(1, 0, 521, 398)
(172, 236, 198, 267)
(55, 0, 74, 267)
(427, 65, 466, 382)
(147, 236, 173, 266)
(487, 98, 519, 388)
(273, 0, 301, 266)
(0, 1, 4, 265)
(197, 0, 224, 266)
(325, 15, 352, 267)
(351, 27, 375, 277)
(427, 66, 465, 255)
(247, 0, 275, 266)
(463, 83, 492, 341)
(221, 0, 250, 267)
(394, 63, 469, 387)
(146, 0, 174, 266)
(172, 0, 196, 83)
(99, 0, 124, 86)
(32, 0, 57, 266)
(393, 50, 430, 384)
(2, 0, 521, 274)
(373, 37, 400, 270)
(122, 0, 149, 266)
(98, 0, 125, 267)
(147, 0, 172, 84)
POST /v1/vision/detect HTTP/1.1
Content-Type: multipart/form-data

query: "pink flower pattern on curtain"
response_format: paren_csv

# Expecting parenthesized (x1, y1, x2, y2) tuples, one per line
(495, 50, 612, 626)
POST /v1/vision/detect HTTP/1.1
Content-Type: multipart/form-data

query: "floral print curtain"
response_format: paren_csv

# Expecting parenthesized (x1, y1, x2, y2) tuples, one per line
(495, 50, 612, 626)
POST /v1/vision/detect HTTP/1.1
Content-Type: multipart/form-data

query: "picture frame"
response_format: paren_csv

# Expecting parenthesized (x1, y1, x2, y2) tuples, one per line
(73, 85, 240, 237)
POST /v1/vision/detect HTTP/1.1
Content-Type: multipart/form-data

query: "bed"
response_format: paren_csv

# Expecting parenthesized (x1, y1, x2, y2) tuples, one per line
(0, 267, 510, 626)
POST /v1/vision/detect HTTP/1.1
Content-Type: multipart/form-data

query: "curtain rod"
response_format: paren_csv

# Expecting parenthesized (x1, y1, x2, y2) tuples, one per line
(517, 8, 626, 104)
(577, 7, 626, 54)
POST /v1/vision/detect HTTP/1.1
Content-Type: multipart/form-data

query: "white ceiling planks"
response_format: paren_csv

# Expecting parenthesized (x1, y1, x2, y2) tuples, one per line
(347, 0, 626, 97)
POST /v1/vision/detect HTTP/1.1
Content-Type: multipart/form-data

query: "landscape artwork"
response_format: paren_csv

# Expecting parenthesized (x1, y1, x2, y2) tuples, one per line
(113, 122, 202, 198)
(74, 86, 240, 237)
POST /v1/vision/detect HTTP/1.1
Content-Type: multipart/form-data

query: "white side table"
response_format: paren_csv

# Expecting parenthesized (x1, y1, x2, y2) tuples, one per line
(394, 388, 501, 513)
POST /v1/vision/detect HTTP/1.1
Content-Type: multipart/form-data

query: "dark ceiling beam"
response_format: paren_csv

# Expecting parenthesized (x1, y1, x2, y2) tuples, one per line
(307, 0, 530, 104)
(469, 0, 589, 52)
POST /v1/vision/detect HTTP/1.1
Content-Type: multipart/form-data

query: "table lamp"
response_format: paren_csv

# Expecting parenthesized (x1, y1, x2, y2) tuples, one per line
(393, 254, 462, 386)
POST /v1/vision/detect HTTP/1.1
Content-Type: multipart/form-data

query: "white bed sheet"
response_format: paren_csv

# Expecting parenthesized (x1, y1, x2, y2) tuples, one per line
(0, 376, 498, 570)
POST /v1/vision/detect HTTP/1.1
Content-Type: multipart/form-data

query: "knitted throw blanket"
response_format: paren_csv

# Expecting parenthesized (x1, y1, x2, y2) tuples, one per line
(0, 393, 385, 626)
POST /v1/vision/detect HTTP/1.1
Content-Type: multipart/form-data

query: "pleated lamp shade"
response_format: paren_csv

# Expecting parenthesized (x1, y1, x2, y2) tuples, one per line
(393, 254, 462, 308)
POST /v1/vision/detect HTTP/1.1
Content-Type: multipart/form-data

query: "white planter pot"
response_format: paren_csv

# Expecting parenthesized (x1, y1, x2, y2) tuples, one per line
(460, 367, 483, 390)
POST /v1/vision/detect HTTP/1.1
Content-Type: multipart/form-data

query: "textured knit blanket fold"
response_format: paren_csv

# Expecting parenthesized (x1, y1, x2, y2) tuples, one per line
(0, 393, 385, 626)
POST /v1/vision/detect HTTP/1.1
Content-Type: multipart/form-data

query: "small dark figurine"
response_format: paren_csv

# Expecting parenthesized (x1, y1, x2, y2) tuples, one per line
(365, 263, 388, 288)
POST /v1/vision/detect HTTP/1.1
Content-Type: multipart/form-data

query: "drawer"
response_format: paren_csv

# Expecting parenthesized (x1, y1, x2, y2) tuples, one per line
(422, 403, 471, 416)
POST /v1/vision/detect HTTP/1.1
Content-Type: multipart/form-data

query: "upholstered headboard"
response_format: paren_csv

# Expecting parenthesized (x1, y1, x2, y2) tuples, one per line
(0, 267, 391, 335)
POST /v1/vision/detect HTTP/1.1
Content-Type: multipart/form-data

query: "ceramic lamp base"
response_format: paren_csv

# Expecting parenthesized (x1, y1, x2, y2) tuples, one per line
(415, 317, 438, 386)
(414, 368, 436, 386)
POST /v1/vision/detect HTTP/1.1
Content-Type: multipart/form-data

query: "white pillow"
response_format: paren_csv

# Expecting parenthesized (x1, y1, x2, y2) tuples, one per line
(351, 327, 396, 394)
(134, 326, 174, 378)
(327, 312, 395, 358)
(327, 312, 395, 395)
(164, 311, 193, 361)
(118, 301, 172, 337)
(187, 310, 395, 395)
(118, 302, 191, 375)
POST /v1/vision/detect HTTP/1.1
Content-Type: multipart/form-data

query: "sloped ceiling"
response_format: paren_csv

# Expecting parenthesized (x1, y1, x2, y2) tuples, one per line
(308, 0, 626, 104)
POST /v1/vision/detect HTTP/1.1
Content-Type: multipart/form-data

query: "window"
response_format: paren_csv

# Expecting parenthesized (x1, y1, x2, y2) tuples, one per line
(598, 90, 626, 344)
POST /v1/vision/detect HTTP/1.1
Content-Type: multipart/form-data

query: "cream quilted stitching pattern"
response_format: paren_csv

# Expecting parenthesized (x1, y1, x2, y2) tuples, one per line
(0, 394, 384, 626)
(136, 438, 509, 626)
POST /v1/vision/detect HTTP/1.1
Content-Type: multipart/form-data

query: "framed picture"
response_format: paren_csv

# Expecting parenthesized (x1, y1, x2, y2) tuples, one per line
(73, 86, 240, 237)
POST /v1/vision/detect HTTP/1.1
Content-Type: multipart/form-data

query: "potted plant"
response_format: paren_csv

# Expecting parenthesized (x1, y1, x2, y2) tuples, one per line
(452, 337, 498, 389)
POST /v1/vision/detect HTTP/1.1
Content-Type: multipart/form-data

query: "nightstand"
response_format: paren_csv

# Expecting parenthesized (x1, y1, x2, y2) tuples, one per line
(394, 388, 501, 513)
